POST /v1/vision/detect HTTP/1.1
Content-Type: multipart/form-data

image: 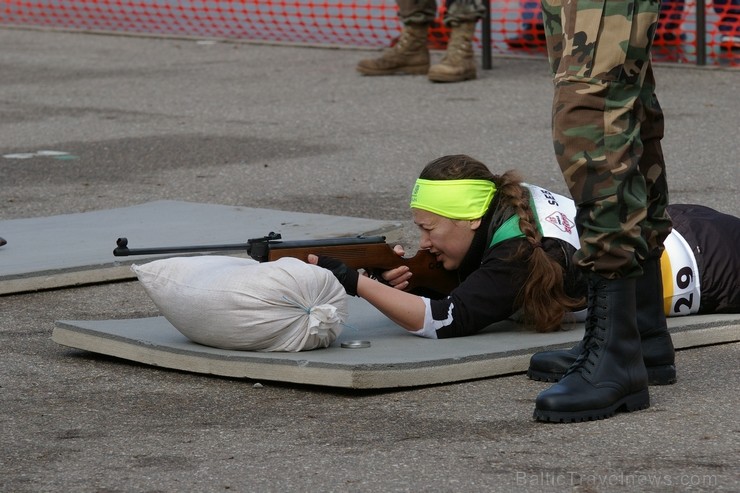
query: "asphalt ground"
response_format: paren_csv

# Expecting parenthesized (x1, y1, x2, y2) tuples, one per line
(1, 28, 739, 492)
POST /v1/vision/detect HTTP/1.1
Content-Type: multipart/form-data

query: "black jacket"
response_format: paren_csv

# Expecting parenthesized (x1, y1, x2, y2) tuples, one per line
(430, 191, 585, 339)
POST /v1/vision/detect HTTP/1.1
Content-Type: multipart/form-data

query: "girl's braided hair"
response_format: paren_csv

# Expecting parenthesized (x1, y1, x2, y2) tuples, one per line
(420, 154, 583, 332)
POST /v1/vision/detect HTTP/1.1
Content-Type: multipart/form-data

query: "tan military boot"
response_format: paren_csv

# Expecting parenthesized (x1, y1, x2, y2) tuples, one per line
(427, 22, 477, 82)
(356, 24, 430, 75)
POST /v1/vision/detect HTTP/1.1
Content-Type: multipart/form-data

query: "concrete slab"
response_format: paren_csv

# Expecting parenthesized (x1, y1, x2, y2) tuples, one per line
(0, 201, 401, 295)
(53, 297, 740, 389)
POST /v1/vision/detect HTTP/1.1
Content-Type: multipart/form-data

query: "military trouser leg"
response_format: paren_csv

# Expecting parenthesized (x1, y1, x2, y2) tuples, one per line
(541, 0, 672, 278)
(397, 0, 438, 25)
(637, 65, 672, 256)
(443, 0, 486, 26)
(397, 0, 485, 26)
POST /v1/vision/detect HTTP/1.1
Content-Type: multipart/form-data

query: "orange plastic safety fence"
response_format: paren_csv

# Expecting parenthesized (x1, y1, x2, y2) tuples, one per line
(1, 1, 738, 67)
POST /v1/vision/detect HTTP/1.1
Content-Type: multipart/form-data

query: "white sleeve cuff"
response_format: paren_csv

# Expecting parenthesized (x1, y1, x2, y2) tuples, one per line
(407, 298, 439, 339)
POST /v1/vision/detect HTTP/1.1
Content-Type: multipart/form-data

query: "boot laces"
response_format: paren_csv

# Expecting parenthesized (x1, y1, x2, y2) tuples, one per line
(395, 33, 413, 51)
(565, 289, 608, 376)
(392, 27, 424, 53)
(441, 34, 472, 63)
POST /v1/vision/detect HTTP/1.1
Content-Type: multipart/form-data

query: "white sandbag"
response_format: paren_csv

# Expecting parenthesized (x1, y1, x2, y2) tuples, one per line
(131, 256, 347, 352)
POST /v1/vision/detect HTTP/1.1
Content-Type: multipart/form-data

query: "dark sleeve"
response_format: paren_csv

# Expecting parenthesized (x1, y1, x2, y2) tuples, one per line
(667, 204, 740, 313)
(431, 240, 530, 339)
(555, 240, 587, 302)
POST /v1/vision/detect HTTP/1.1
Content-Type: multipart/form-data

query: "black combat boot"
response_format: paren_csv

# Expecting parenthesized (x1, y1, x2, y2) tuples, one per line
(533, 274, 650, 422)
(527, 257, 676, 385)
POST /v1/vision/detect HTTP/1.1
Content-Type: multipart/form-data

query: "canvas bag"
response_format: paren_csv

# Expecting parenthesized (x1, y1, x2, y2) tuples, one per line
(132, 256, 347, 352)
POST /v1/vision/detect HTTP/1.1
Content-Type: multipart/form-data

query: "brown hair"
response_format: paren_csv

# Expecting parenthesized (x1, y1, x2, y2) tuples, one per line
(420, 154, 582, 332)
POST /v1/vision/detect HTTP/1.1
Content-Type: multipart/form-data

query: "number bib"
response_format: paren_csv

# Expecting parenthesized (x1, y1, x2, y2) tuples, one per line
(660, 229, 701, 316)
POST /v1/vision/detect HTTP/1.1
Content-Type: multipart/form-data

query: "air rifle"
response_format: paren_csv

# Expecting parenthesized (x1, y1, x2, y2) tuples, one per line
(114, 232, 459, 295)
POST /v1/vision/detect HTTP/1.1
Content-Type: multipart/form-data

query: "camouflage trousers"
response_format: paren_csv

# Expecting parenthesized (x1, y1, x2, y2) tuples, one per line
(541, 0, 673, 278)
(397, 0, 486, 26)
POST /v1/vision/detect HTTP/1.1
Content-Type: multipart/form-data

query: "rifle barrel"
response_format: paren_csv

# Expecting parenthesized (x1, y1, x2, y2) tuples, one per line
(113, 237, 249, 256)
(112, 235, 388, 257)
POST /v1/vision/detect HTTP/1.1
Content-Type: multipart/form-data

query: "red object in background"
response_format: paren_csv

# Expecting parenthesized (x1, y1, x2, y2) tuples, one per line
(0, 0, 736, 66)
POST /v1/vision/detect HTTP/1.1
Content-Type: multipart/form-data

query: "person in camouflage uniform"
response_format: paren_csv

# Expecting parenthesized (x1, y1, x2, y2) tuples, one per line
(531, 0, 676, 423)
(356, 1, 486, 82)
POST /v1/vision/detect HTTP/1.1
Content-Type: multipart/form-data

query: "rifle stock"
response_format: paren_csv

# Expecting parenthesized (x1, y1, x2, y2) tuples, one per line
(266, 243, 458, 295)
(114, 233, 459, 295)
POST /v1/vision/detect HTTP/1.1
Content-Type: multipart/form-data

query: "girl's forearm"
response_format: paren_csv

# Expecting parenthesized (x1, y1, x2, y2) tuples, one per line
(356, 276, 426, 332)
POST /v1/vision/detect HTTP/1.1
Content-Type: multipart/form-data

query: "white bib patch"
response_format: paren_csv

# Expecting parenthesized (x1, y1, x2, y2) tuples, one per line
(525, 184, 580, 249)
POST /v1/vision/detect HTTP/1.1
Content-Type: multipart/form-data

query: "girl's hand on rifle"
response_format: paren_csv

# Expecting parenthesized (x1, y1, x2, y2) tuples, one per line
(308, 250, 427, 332)
(380, 244, 413, 291)
(307, 254, 359, 296)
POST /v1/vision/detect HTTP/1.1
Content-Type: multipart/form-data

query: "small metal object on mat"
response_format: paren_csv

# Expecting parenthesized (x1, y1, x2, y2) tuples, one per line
(340, 340, 371, 349)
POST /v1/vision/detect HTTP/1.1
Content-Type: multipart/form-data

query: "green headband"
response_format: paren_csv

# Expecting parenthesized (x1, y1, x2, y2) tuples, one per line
(410, 178, 496, 220)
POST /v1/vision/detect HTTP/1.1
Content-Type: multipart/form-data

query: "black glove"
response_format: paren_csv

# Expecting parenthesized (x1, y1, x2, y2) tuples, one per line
(315, 256, 359, 296)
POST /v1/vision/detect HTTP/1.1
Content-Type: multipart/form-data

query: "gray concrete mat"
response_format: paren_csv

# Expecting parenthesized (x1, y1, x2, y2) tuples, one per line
(53, 297, 740, 389)
(0, 200, 401, 294)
